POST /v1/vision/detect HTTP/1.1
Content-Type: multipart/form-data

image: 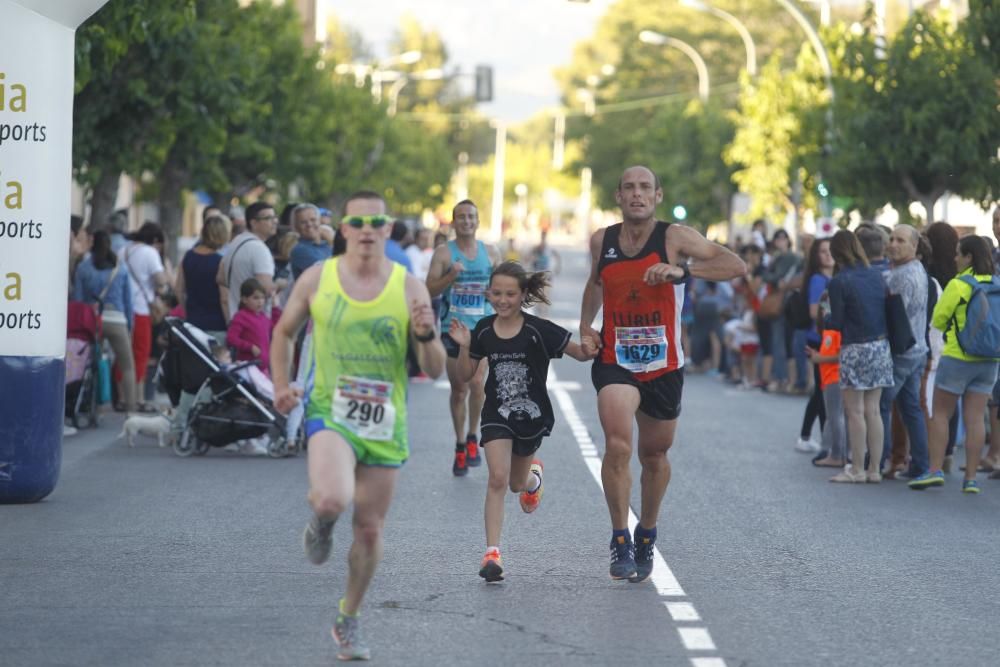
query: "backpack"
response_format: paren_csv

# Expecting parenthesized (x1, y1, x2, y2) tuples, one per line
(953, 275, 1000, 359)
(783, 287, 812, 330)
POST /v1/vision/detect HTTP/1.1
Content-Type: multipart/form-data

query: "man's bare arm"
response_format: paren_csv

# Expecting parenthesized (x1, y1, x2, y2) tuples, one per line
(579, 229, 605, 340)
(668, 225, 747, 282)
(406, 275, 446, 378)
(271, 264, 321, 396)
(425, 244, 458, 297)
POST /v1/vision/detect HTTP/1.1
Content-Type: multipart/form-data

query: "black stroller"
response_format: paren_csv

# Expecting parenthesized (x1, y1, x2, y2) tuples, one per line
(157, 317, 299, 458)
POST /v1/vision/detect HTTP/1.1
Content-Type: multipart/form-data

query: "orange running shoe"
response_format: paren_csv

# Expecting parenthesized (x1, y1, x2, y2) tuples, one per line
(479, 548, 504, 582)
(466, 433, 481, 467)
(519, 459, 544, 513)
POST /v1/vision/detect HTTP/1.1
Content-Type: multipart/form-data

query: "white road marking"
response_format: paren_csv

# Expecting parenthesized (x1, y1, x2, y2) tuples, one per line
(678, 628, 717, 651)
(549, 368, 726, 667)
(691, 659, 728, 667)
(665, 601, 701, 622)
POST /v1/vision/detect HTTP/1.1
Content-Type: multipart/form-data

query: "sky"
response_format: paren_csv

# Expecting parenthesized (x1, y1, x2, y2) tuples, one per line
(325, 0, 617, 121)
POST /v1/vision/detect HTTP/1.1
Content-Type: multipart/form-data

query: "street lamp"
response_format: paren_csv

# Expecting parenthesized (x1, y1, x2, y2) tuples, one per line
(680, 0, 757, 76)
(638, 30, 710, 102)
(333, 49, 423, 102)
(774, 0, 832, 103)
(387, 68, 445, 116)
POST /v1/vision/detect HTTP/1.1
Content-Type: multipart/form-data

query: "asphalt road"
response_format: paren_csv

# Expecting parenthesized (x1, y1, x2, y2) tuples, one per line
(3, 246, 999, 666)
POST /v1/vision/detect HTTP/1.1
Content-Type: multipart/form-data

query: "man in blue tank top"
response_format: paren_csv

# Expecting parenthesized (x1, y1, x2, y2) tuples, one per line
(427, 200, 501, 475)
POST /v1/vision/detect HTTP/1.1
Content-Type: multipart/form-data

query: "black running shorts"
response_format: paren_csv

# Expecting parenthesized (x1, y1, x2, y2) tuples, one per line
(591, 362, 684, 421)
(441, 332, 462, 359)
(480, 425, 543, 458)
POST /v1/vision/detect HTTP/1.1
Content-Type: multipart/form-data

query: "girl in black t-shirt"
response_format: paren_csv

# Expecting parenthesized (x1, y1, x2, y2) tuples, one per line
(449, 261, 597, 583)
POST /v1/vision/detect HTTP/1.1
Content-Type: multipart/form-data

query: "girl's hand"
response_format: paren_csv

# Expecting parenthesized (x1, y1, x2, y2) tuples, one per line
(251, 345, 261, 357)
(448, 319, 471, 348)
(580, 333, 600, 358)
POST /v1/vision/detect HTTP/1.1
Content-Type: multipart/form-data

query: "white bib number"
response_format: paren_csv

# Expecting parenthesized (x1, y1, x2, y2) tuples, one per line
(451, 281, 486, 316)
(332, 375, 396, 441)
(614, 326, 668, 373)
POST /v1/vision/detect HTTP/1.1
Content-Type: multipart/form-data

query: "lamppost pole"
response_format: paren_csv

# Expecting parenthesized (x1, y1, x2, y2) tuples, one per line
(774, 0, 833, 103)
(386, 68, 445, 116)
(680, 0, 757, 76)
(638, 30, 710, 102)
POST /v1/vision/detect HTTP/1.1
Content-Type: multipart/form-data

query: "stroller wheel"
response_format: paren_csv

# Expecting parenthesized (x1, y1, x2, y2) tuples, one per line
(194, 439, 210, 456)
(174, 429, 197, 457)
(267, 435, 287, 459)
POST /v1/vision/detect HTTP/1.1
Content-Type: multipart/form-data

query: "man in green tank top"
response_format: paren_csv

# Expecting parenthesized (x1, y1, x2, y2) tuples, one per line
(272, 190, 445, 661)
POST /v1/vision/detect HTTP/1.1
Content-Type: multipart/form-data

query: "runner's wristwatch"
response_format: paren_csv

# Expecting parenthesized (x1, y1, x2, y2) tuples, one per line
(672, 263, 691, 283)
(414, 329, 437, 343)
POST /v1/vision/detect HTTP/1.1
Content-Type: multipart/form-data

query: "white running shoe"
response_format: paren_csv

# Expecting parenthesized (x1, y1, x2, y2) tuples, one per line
(240, 438, 269, 456)
(795, 437, 821, 454)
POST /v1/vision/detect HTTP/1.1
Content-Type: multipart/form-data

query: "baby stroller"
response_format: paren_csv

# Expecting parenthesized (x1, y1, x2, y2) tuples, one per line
(157, 317, 298, 458)
(65, 301, 101, 429)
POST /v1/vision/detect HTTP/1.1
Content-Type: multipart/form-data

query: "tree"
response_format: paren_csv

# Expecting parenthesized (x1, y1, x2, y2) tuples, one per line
(554, 0, 811, 227)
(826, 9, 1000, 222)
(724, 48, 828, 223)
(73, 1, 196, 229)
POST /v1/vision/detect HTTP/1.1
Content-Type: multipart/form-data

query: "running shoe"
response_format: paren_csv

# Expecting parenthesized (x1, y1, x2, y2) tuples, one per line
(795, 437, 821, 454)
(962, 480, 981, 495)
(519, 459, 544, 513)
(452, 447, 468, 477)
(479, 548, 504, 582)
(907, 470, 945, 490)
(631, 532, 656, 583)
(303, 516, 334, 565)
(609, 535, 636, 580)
(332, 613, 371, 661)
(466, 434, 481, 467)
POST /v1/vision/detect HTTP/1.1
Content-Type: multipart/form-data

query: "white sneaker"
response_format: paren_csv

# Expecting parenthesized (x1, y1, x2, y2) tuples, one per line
(240, 438, 269, 456)
(63, 425, 78, 437)
(795, 437, 821, 454)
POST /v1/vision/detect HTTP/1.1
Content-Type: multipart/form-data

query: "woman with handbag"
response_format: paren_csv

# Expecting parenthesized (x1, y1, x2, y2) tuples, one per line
(120, 222, 169, 411)
(826, 230, 893, 483)
(73, 230, 137, 413)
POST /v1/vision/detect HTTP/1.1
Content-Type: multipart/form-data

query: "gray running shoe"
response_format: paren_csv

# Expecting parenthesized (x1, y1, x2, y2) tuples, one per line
(609, 535, 636, 580)
(303, 516, 334, 565)
(630, 534, 655, 583)
(332, 613, 371, 661)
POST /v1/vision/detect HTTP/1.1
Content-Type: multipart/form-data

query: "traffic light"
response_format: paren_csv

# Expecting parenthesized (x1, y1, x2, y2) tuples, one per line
(475, 65, 493, 102)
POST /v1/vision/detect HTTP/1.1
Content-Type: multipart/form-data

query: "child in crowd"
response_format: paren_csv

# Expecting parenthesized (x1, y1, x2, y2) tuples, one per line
(211, 342, 303, 453)
(447, 261, 597, 583)
(227, 278, 273, 375)
(808, 293, 848, 472)
(723, 309, 760, 389)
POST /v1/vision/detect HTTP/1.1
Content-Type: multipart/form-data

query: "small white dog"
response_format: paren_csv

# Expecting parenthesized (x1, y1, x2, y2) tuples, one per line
(118, 413, 172, 448)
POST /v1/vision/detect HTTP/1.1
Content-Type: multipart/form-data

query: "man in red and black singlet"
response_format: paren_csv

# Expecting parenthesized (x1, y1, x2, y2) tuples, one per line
(580, 165, 746, 583)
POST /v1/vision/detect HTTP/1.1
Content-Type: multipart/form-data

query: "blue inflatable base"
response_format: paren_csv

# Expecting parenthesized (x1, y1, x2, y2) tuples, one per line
(0, 356, 64, 503)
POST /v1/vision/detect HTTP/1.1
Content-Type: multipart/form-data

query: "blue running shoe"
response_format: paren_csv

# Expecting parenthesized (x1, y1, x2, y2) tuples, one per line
(962, 480, 981, 494)
(631, 533, 656, 583)
(907, 470, 945, 490)
(609, 535, 636, 580)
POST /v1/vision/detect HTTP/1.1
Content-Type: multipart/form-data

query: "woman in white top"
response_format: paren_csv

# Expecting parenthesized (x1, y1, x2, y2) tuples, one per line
(119, 222, 169, 410)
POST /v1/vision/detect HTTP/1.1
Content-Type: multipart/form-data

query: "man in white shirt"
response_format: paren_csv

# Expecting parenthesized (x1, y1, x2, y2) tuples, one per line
(217, 201, 277, 322)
